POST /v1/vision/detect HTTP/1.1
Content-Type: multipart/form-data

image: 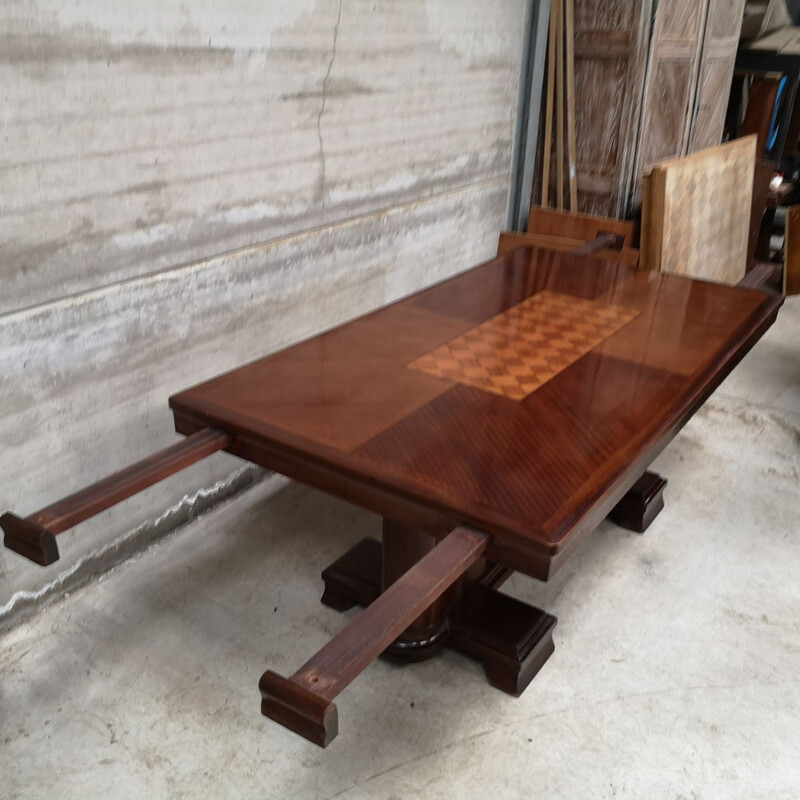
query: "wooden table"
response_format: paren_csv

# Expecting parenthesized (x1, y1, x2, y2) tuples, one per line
(2, 247, 783, 747)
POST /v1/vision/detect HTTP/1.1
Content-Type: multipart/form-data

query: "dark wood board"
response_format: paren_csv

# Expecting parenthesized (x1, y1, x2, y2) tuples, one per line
(498, 231, 640, 267)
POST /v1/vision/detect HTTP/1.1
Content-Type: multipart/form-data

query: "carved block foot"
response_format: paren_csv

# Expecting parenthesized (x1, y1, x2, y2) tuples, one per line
(259, 670, 338, 748)
(1, 513, 59, 566)
(610, 471, 667, 533)
(450, 584, 557, 697)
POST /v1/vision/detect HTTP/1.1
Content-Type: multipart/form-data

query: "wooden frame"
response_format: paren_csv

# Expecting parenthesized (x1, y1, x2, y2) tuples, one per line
(498, 231, 640, 267)
(527, 207, 638, 246)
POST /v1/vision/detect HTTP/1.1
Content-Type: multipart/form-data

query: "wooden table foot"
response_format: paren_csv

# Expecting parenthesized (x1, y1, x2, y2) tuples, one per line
(449, 584, 557, 696)
(609, 471, 667, 533)
(260, 670, 338, 748)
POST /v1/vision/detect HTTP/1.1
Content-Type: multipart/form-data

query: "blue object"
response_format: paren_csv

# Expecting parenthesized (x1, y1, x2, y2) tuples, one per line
(766, 75, 789, 153)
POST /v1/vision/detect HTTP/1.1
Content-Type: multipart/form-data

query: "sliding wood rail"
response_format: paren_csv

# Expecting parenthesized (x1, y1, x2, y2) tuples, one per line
(1, 428, 231, 566)
(260, 526, 489, 747)
(737, 261, 782, 289)
(572, 231, 625, 253)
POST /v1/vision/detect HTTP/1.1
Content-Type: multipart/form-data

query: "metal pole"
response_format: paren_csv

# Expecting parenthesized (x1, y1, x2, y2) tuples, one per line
(507, 0, 552, 231)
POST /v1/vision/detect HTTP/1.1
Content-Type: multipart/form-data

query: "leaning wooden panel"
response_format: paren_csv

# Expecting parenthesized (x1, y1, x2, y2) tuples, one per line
(641, 136, 756, 284)
(497, 231, 640, 267)
(631, 0, 708, 208)
(784, 206, 800, 296)
(527, 207, 637, 246)
(567, 0, 653, 216)
(688, 0, 746, 153)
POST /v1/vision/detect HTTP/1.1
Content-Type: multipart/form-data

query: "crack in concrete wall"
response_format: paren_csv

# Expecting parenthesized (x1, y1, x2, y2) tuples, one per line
(316, 0, 344, 220)
(0, 465, 267, 635)
(0, 0, 528, 629)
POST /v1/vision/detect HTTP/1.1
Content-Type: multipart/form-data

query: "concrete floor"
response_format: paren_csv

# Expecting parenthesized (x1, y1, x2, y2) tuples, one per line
(2, 298, 799, 800)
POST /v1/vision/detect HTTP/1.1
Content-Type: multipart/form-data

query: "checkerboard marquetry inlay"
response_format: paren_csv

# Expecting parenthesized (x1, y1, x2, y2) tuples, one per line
(407, 290, 640, 400)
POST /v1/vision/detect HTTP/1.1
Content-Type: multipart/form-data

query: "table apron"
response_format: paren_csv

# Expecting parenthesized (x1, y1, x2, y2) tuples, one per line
(172, 410, 562, 579)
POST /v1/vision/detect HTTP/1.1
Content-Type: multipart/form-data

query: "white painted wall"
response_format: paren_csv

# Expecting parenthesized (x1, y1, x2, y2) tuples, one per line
(0, 0, 527, 617)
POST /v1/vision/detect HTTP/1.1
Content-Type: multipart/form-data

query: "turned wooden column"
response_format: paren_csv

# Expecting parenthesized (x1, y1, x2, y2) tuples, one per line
(381, 520, 456, 661)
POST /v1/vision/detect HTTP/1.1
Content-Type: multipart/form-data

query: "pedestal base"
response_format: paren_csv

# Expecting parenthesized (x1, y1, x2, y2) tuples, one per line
(321, 536, 557, 696)
(450, 584, 557, 696)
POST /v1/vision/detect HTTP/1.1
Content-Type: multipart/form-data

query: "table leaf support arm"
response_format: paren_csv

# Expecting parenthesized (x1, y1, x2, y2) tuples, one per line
(260, 526, 489, 747)
(1, 427, 231, 566)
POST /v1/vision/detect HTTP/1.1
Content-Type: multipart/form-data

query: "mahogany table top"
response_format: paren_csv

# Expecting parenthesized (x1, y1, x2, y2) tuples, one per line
(170, 248, 782, 579)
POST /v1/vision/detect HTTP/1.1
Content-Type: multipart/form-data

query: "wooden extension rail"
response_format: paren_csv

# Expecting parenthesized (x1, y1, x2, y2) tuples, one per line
(737, 261, 782, 289)
(260, 526, 489, 747)
(1, 428, 231, 566)
(572, 231, 625, 253)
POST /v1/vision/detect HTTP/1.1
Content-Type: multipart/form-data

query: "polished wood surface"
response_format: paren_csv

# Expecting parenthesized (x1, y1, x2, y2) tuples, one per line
(170, 247, 782, 579)
(260, 526, 488, 747)
(1, 428, 230, 565)
(407, 289, 640, 400)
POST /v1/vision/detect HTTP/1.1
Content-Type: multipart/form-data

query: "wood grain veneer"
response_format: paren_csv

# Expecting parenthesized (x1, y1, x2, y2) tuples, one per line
(170, 247, 782, 580)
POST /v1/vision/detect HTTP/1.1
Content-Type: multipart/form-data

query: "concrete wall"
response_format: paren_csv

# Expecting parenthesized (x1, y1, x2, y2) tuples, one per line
(0, 0, 527, 620)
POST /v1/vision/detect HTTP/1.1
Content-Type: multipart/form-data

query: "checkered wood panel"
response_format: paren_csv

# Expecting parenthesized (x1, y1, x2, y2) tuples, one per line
(643, 137, 755, 284)
(407, 290, 640, 400)
(659, 158, 752, 282)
